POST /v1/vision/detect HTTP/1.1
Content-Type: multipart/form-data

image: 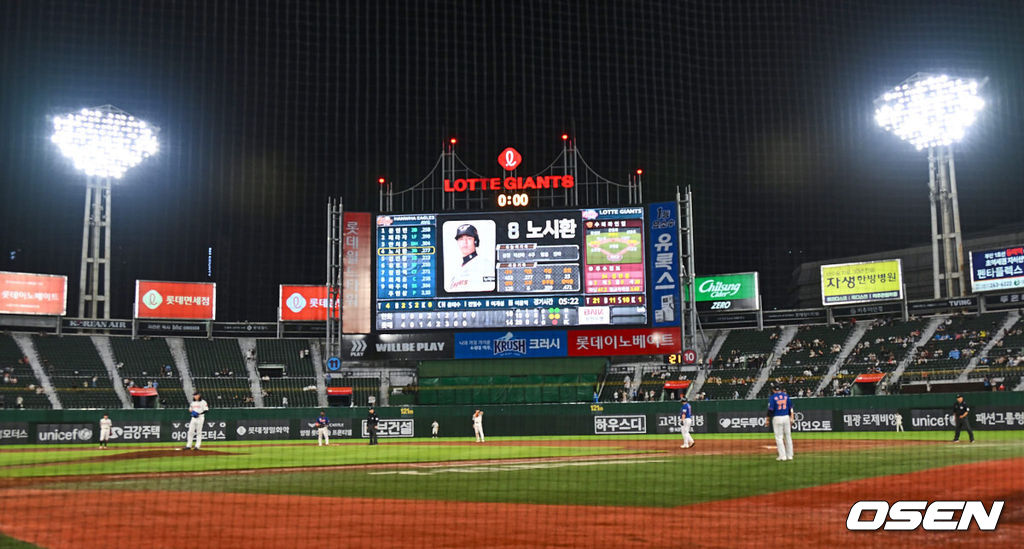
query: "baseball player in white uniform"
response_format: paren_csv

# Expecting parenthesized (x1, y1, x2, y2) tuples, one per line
(894, 413, 904, 432)
(431, 420, 439, 438)
(98, 414, 112, 449)
(472, 410, 485, 443)
(184, 392, 209, 450)
(766, 386, 794, 461)
(446, 224, 495, 292)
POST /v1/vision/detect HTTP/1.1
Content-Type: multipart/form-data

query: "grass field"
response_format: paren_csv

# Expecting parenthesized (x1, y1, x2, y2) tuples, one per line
(1, 432, 1021, 547)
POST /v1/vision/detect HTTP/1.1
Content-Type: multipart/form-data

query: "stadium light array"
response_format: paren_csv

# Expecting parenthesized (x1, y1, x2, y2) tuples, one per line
(874, 74, 984, 150)
(51, 106, 159, 178)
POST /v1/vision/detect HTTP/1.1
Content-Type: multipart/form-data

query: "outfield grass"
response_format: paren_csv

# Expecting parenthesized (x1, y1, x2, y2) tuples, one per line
(14, 432, 1021, 508)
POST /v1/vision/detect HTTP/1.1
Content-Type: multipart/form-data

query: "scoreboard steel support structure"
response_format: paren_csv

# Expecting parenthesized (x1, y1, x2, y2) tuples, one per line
(341, 138, 700, 364)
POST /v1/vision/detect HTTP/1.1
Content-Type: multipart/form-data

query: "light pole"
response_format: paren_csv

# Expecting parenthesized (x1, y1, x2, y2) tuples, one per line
(875, 74, 985, 298)
(51, 105, 158, 318)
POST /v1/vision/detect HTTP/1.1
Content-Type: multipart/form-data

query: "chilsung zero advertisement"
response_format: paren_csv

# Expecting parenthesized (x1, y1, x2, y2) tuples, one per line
(135, 280, 216, 320)
(691, 272, 760, 312)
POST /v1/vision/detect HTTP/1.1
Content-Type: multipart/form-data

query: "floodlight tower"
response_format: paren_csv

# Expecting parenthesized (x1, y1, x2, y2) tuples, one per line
(51, 105, 159, 318)
(875, 74, 984, 298)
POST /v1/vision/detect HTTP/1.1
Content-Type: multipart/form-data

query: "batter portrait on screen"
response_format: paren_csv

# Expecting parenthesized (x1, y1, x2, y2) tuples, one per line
(443, 220, 496, 293)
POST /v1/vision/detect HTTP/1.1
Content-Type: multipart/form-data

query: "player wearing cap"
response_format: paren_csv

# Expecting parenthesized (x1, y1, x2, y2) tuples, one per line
(446, 224, 495, 292)
(765, 385, 794, 461)
(315, 410, 330, 446)
(98, 414, 112, 449)
(183, 392, 209, 450)
(472, 409, 485, 443)
(952, 394, 975, 443)
(679, 397, 695, 449)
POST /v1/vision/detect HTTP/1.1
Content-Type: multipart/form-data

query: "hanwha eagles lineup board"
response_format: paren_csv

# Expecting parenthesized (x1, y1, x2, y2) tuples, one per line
(375, 208, 648, 330)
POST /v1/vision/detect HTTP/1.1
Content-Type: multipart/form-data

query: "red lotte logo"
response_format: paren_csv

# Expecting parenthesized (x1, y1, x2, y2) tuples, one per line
(846, 500, 1004, 531)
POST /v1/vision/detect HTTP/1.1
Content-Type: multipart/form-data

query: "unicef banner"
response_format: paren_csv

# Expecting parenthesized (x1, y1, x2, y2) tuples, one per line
(691, 272, 760, 312)
(454, 330, 568, 359)
(37, 423, 95, 444)
(648, 202, 680, 327)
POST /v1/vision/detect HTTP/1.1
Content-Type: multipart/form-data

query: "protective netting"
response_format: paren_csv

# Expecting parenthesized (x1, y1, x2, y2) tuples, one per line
(0, 1, 1022, 547)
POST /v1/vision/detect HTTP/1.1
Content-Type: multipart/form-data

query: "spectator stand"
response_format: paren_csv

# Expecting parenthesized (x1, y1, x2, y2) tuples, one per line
(184, 339, 255, 408)
(965, 312, 1024, 390)
(899, 312, 1008, 387)
(109, 336, 188, 409)
(32, 335, 121, 409)
(256, 339, 319, 407)
(0, 333, 53, 409)
(757, 324, 852, 398)
(830, 317, 929, 396)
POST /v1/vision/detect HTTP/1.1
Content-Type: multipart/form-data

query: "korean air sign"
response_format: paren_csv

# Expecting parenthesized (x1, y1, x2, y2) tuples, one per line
(454, 330, 568, 359)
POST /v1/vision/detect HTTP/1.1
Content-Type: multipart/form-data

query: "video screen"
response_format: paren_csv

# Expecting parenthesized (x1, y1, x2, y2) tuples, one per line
(375, 208, 647, 330)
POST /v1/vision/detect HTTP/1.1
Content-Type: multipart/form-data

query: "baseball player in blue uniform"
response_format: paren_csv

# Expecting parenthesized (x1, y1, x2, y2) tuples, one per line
(315, 410, 330, 446)
(765, 385, 794, 461)
(679, 397, 695, 449)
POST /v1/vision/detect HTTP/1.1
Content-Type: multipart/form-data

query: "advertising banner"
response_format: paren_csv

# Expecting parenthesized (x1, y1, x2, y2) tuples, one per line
(454, 330, 568, 359)
(137, 321, 207, 336)
(62, 318, 131, 333)
(791, 409, 833, 432)
(235, 419, 291, 440)
(655, 413, 707, 434)
(907, 296, 978, 315)
(972, 407, 1024, 430)
(36, 423, 94, 444)
(135, 281, 216, 320)
(108, 422, 162, 443)
(970, 246, 1024, 293)
(714, 411, 767, 433)
(279, 285, 334, 322)
(820, 259, 902, 306)
(343, 212, 373, 333)
(984, 291, 1024, 311)
(593, 415, 646, 435)
(691, 273, 760, 312)
(166, 419, 229, 443)
(648, 202, 680, 326)
(762, 309, 827, 325)
(342, 333, 453, 360)
(298, 418, 353, 439)
(910, 409, 956, 431)
(568, 327, 681, 357)
(362, 418, 414, 438)
(841, 410, 901, 431)
(0, 423, 30, 445)
(0, 272, 67, 316)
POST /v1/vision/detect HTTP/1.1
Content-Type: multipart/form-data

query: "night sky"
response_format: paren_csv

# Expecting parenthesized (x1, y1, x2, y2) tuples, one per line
(2, 1, 1022, 320)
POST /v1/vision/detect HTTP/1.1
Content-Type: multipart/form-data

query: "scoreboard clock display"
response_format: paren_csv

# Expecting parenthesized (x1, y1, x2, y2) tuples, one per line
(375, 208, 648, 330)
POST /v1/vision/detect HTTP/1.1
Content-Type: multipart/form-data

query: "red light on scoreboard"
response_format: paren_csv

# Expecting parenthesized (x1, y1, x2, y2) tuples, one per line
(449, 137, 457, 145)
(377, 177, 386, 185)
(636, 169, 643, 175)
(561, 133, 569, 141)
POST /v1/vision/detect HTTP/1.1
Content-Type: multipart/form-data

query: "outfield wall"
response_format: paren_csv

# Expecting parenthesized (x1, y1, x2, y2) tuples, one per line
(0, 392, 1021, 444)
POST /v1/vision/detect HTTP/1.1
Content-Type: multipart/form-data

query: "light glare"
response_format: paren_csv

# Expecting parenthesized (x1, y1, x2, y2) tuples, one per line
(874, 74, 984, 150)
(51, 106, 159, 178)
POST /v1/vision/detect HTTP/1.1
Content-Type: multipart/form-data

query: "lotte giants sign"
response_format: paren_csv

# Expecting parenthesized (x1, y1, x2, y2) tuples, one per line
(134, 281, 216, 320)
(0, 272, 67, 316)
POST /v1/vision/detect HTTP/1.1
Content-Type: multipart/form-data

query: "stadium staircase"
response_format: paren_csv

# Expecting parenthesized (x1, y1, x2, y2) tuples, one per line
(747, 325, 798, 398)
(238, 338, 265, 407)
(815, 320, 871, 394)
(1, 333, 57, 409)
(91, 336, 130, 408)
(704, 330, 729, 363)
(11, 334, 62, 409)
(959, 311, 1019, 381)
(886, 316, 945, 387)
(165, 338, 197, 400)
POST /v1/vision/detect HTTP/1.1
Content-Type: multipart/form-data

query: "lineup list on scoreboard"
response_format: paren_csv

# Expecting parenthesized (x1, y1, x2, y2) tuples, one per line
(375, 208, 647, 330)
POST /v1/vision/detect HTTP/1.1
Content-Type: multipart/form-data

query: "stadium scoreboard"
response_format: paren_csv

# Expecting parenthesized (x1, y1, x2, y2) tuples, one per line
(375, 208, 649, 330)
